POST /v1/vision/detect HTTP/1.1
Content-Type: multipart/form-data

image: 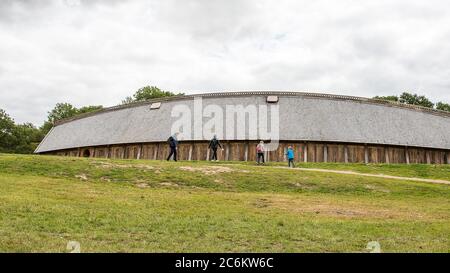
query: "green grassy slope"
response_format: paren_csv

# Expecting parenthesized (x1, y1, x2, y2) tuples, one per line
(0, 154, 449, 252)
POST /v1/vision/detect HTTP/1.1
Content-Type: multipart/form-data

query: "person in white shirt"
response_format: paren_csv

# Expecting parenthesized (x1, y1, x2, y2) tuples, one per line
(256, 141, 265, 165)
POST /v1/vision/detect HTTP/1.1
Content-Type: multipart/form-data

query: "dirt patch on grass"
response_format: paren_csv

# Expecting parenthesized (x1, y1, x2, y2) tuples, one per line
(93, 161, 156, 170)
(136, 183, 149, 189)
(159, 182, 179, 187)
(263, 196, 427, 220)
(364, 184, 391, 193)
(135, 164, 156, 170)
(252, 198, 271, 208)
(291, 181, 316, 190)
(75, 174, 88, 181)
(179, 166, 234, 175)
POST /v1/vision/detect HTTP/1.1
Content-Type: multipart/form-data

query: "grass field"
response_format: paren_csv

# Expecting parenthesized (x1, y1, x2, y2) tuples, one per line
(0, 154, 449, 252)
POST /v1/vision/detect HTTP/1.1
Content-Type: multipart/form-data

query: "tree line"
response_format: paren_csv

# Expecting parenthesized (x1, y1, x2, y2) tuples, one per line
(0, 86, 181, 154)
(373, 92, 450, 111)
(0, 88, 447, 154)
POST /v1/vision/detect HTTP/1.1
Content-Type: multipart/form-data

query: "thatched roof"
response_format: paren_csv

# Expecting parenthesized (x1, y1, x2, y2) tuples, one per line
(35, 91, 450, 153)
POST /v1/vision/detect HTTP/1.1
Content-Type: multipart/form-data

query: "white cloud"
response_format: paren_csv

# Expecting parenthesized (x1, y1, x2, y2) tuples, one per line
(0, 0, 449, 125)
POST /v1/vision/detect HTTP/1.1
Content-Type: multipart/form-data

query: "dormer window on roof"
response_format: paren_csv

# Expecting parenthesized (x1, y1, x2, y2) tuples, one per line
(266, 96, 279, 103)
(150, 102, 161, 109)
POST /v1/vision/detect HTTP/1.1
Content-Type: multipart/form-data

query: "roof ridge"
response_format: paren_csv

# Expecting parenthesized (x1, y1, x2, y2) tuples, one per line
(53, 91, 450, 126)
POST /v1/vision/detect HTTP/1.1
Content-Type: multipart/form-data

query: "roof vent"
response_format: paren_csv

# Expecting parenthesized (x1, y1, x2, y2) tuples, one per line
(266, 96, 279, 103)
(150, 102, 161, 110)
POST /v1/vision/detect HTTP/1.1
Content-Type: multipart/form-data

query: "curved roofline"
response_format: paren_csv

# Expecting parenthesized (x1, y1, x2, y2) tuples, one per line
(54, 91, 450, 126)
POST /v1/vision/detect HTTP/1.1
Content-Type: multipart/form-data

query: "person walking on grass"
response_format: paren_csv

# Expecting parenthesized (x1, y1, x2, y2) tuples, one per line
(208, 134, 223, 161)
(256, 141, 265, 165)
(166, 132, 179, 161)
(286, 145, 295, 168)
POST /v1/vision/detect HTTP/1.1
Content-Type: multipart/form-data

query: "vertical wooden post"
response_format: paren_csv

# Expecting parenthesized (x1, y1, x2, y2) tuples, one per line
(304, 142, 308, 163)
(225, 143, 230, 161)
(426, 150, 431, 164)
(206, 148, 210, 161)
(153, 144, 158, 160)
(188, 144, 193, 161)
(137, 145, 142, 160)
(364, 144, 369, 164)
(324, 145, 328, 163)
(244, 142, 249, 161)
(385, 147, 389, 164)
(405, 147, 410, 164)
(344, 145, 348, 163)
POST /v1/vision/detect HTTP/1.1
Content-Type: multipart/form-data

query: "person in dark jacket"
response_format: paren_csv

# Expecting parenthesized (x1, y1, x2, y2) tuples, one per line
(166, 132, 179, 161)
(208, 134, 223, 161)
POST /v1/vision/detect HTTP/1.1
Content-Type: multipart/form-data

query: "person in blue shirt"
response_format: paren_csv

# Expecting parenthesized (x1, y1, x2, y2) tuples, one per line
(286, 146, 295, 168)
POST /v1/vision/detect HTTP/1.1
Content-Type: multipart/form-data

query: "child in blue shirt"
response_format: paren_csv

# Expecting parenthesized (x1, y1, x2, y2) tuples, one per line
(286, 146, 295, 168)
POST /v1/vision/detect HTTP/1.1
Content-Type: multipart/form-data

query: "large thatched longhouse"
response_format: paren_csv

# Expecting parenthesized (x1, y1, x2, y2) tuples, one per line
(35, 92, 450, 164)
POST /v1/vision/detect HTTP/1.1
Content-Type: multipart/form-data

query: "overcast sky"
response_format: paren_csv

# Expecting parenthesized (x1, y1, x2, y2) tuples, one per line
(1, 0, 450, 125)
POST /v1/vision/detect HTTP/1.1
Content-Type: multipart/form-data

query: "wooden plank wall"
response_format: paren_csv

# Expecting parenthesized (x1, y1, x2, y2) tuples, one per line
(94, 147, 108, 158)
(430, 150, 447, 164)
(248, 141, 259, 162)
(327, 144, 345, 163)
(388, 147, 406, 164)
(141, 144, 158, 160)
(193, 143, 209, 161)
(111, 146, 124, 159)
(48, 141, 450, 164)
(407, 148, 427, 164)
(347, 145, 365, 163)
(368, 146, 386, 164)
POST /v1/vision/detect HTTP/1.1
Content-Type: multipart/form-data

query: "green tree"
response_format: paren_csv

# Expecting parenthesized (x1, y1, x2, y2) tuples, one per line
(41, 103, 103, 135)
(40, 121, 54, 136)
(0, 110, 43, 154)
(40, 103, 78, 135)
(399, 92, 434, 108)
(373, 95, 399, 102)
(122, 86, 183, 104)
(436, 102, 450, 112)
(40, 103, 103, 136)
(374, 92, 449, 112)
(47, 103, 78, 123)
(121, 96, 135, 105)
(78, 105, 103, 114)
(12, 123, 44, 154)
(0, 109, 16, 153)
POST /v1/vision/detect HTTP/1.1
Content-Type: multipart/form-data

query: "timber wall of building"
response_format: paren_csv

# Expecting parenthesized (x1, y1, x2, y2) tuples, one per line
(46, 141, 450, 164)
